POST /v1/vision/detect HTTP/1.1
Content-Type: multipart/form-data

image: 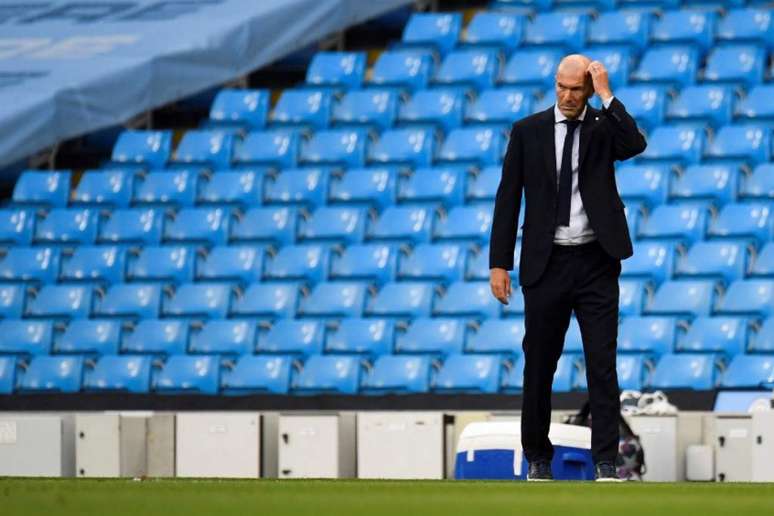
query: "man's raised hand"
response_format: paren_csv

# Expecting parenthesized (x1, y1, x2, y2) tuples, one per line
(587, 60, 613, 103)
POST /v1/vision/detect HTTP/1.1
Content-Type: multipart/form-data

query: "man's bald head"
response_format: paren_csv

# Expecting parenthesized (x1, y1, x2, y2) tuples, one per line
(554, 54, 593, 120)
(557, 54, 591, 76)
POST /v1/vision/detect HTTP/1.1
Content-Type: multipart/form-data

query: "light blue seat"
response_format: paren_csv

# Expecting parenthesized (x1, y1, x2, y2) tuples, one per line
(467, 243, 521, 282)
(587, 11, 652, 54)
(298, 206, 367, 244)
(197, 170, 263, 207)
(328, 167, 398, 210)
(434, 281, 501, 318)
(631, 46, 698, 87)
(398, 89, 465, 132)
(716, 279, 774, 317)
(164, 207, 230, 246)
(677, 316, 748, 356)
(305, 51, 366, 90)
(438, 126, 504, 166)
(368, 206, 433, 244)
(34, 209, 98, 246)
(648, 353, 721, 390)
(234, 129, 300, 169)
(172, 130, 235, 170)
(735, 85, 774, 122)
(703, 45, 766, 89)
(462, 12, 524, 53)
(12, 170, 70, 208)
(111, 130, 172, 169)
(467, 166, 501, 202)
(0, 247, 60, 284)
(651, 10, 716, 54)
(26, 285, 92, 319)
(645, 279, 718, 317)
(93, 283, 161, 319)
(196, 246, 263, 283)
(230, 207, 297, 246)
(0, 320, 53, 356)
(501, 355, 525, 392)
(127, 246, 194, 283)
(501, 48, 563, 88)
(400, 12, 462, 56)
(616, 164, 670, 207)
(55, 319, 121, 356)
(502, 286, 527, 316)
(614, 86, 667, 131)
(434, 49, 501, 91)
(395, 317, 466, 356)
(301, 129, 368, 168)
(398, 166, 466, 207)
(465, 88, 533, 126)
(638, 125, 705, 165)
(707, 202, 773, 244)
(721, 355, 774, 389)
(189, 320, 256, 356)
(270, 89, 333, 129)
(553, 355, 581, 392)
(369, 128, 436, 167)
(264, 168, 329, 209)
(132, 170, 197, 207)
(18, 356, 84, 393)
(675, 241, 748, 284)
(329, 244, 397, 285)
(98, 208, 163, 245)
(0, 356, 15, 393)
(360, 355, 432, 394)
(0, 209, 34, 246)
(398, 243, 465, 283)
(434, 205, 492, 244)
(618, 316, 677, 355)
(465, 318, 524, 355)
(292, 355, 361, 395)
(490, 0, 554, 11)
(0, 284, 26, 318)
(221, 355, 293, 395)
(298, 281, 368, 318)
(751, 242, 774, 277)
(584, 46, 632, 90)
(562, 317, 584, 354)
(84, 355, 153, 394)
(208, 88, 269, 130)
(670, 164, 738, 205)
(325, 318, 395, 356)
(433, 354, 502, 394)
(667, 86, 733, 127)
(264, 244, 329, 284)
(617, 354, 652, 391)
(619, 279, 652, 316)
(751, 317, 774, 353)
(622, 241, 675, 285)
(332, 90, 399, 130)
(367, 281, 436, 318)
(705, 125, 771, 165)
(638, 203, 708, 244)
(163, 283, 232, 319)
(59, 246, 124, 285)
(121, 320, 189, 356)
(524, 12, 588, 52)
(257, 319, 324, 356)
(739, 164, 774, 200)
(716, 8, 774, 50)
(153, 355, 220, 395)
(369, 50, 435, 92)
(230, 283, 299, 318)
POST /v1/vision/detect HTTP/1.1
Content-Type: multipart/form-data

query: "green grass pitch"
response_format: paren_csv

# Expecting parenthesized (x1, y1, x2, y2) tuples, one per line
(2, 479, 773, 516)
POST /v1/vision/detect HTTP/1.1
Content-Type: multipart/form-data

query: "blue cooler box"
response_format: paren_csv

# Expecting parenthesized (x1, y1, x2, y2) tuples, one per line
(455, 421, 595, 480)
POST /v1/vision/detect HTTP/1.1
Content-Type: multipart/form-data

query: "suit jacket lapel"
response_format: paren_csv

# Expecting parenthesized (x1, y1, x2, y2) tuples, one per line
(541, 107, 557, 192)
(578, 106, 598, 172)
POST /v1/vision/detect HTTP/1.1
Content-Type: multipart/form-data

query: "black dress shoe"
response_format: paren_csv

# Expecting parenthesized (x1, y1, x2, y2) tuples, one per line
(527, 460, 553, 481)
(595, 461, 623, 482)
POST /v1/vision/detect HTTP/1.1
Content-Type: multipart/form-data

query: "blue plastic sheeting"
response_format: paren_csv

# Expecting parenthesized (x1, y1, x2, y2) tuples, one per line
(0, 0, 411, 168)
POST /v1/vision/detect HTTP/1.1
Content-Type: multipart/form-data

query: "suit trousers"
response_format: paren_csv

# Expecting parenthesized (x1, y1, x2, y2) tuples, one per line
(520, 239, 621, 464)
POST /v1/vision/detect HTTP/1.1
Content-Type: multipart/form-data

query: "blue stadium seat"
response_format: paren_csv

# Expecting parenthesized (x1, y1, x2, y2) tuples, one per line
(301, 129, 368, 167)
(705, 125, 771, 165)
(648, 353, 721, 390)
(400, 12, 462, 56)
(270, 89, 333, 129)
(618, 316, 677, 355)
(93, 283, 161, 319)
(328, 167, 398, 210)
(638, 203, 708, 244)
(0, 209, 34, 246)
(111, 130, 172, 169)
(230, 283, 299, 318)
(465, 318, 524, 355)
(230, 207, 297, 246)
(197, 170, 263, 207)
(433, 49, 501, 91)
(631, 46, 698, 87)
(18, 356, 84, 393)
(707, 202, 773, 243)
(677, 316, 747, 356)
(26, 285, 92, 319)
(617, 354, 652, 391)
(616, 164, 670, 206)
(162, 283, 232, 319)
(12, 170, 70, 208)
(369, 128, 436, 167)
(221, 355, 293, 395)
(524, 12, 588, 52)
(153, 355, 220, 395)
(584, 47, 632, 90)
(196, 246, 263, 284)
(233, 129, 300, 169)
(462, 12, 524, 53)
(163, 207, 230, 246)
(368, 206, 433, 244)
(298, 281, 368, 318)
(173, 131, 234, 170)
(502, 285, 527, 316)
(34, 208, 98, 246)
(54, 319, 121, 356)
(751, 242, 774, 277)
(622, 241, 675, 285)
(638, 125, 705, 165)
(367, 281, 435, 318)
(646, 279, 718, 317)
(667, 86, 734, 127)
(739, 164, 774, 201)
(208, 88, 269, 130)
(716, 8, 774, 50)
(292, 355, 361, 395)
(620, 279, 651, 317)
(0, 284, 26, 318)
(84, 355, 152, 394)
(369, 50, 435, 92)
(467, 243, 521, 282)
(395, 317, 466, 356)
(360, 355, 432, 394)
(121, 319, 188, 356)
(98, 208, 163, 245)
(298, 206, 367, 244)
(501, 48, 563, 88)
(613, 86, 667, 131)
(60, 246, 124, 285)
(703, 45, 766, 88)
(716, 279, 774, 317)
(72, 169, 133, 208)
(264, 168, 329, 209)
(490, 0, 553, 12)
(127, 246, 194, 283)
(467, 166, 501, 202)
(434, 281, 501, 318)
(434, 205, 493, 244)
(751, 317, 774, 353)
(0, 247, 60, 284)
(721, 355, 774, 389)
(257, 319, 324, 356)
(651, 10, 716, 54)
(438, 126, 505, 166)
(587, 11, 652, 54)
(332, 90, 399, 130)
(465, 88, 533, 126)
(325, 318, 395, 356)
(189, 320, 256, 356)
(264, 244, 329, 284)
(675, 241, 748, 284)
(132, 170, 197, 207)
(0, 357, 15, 393)
(433, 354, 502, 394)
(562, 317, 584, 354)
(305, 51, 366, 90)
(735, 85, 774, 122)
(398, 166, 465, 207)
(670, 164, 738, 205)
(329, 244, 397, 285)
(399, 89, 465, 132)
(0, 320, 53, 356)
(398, 243, 465, 283)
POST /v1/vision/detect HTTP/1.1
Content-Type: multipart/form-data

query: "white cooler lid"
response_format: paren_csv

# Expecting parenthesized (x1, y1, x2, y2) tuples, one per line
(457, 421, 591, 453)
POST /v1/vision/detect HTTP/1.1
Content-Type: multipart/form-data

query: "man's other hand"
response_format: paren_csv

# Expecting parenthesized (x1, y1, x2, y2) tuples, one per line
(490, 267, 512, 305)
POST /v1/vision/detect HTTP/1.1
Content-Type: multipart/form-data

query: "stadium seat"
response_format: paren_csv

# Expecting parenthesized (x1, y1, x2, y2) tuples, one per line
(367, 281, 435, 318)
(264, 168, 329, 209)
(328, 167, 398, 210)
(270, 89, 333, 129)
(0, 247, 60, 284)
(26, 285, 92, 319)
(34, 208, 98, 246)
(466, 166, 501, 203)
(637, 125, 705, 165)
(12, 170, 70, 207)
(0, 356, 15, 393)
(369, 128, 436, 167)
(587, 11, 652, 54)
(332, 90, 399, 130)
(462, 12, 524, 53)
(0, 320, 53, 356)
(60, 246, 125, 285)
(707, 202, 773, 243)
(705, 125, 771, 165)
(54, 319, 121, 356)
(651, 10, 716, 54)
(631, 46, 698, 87)
(189, 319, 256, 356)
(648, 353, 721, 390)
(490, 0, 554, 11)
(751, 242, 774, 277)
(434, 205, 493, 244)
(616, 164, 670, 207)
(197, 170, 263, 207)
(173, 130, 235, 170)
(369, 50, 435, 92)
(677, 316, 748, 356)
(221, 355, 293, 395)
(702, 45, 766, 88)
(325, 318, 395, 356)
(616, 354, 652, 391)
(721, 355, 774, 389)
(397, 166, 465, 207)
(0, 209, 34, 245)
(621, 280, 652, 317)
(196, 246, 264, 283)
(305, 51, 366, 90)
(127, 246, 194, 283)
(551, 355, 581, 392)
(750, 318, 774, 353)
(524, 12, 588, 52)
(208, 88, 269, 130)
(230, 207, 297, 246)
(111, 130, 172, 169)
(465, 88, 533, 126)
(398, 243, 465, 283)
(613, 86, 667, 131)
(0, 284, 26, 318)
(93, 283, 161, 319)
(162, 283, 232, 319)
(675, 241, 748, 284)
(298, 206, 367, 244)
(618, 316, 677, 355)
(739, 164, 774, 201)
(257, 319, 324, 356)
(502, 285, 527, 316)
(735, 85, 774, 122)
(716, 8, 774, 50)
(433, 49, 501, 91)
(716, 279, 774, 317)
(434, 281, 501, 318)
(670, 164, 738, 205)
(298, 281, 368, 318)
(329, 244, 397, 285)
(433, 354, 502, 394)
(360, 355, 432, 394)
(400, 12, 462, 56)
(153, 355, 220, 395)
(465, 318, 524, 355)
(230, 283, 299, 318)
(84, 355, 153, 394)
(646, 279, 718, 317)
(301, 128, 368, 167)
(121, 319, 189, 356)
(132, 170, 197, 207)
(501, 48, 563, 88)
(437, 126, 505, 166)
(621, 241, 675, 285)
(98, 208, 163, 245)
(584, 47, 632, 90)
(395, 317, 466, 356)
(637, 203, 708, 244)
(163, 207, 230, 246)
(233, 129, 301, 169)
(667, 86, 734, 127)
(398, 89, 465, 132)
(467, 243, 521, 282)
(292, 355, 361, 395)
(18, 356, 84, 393)
(368, 205, 433, 244)
(264, 244, 329, 284)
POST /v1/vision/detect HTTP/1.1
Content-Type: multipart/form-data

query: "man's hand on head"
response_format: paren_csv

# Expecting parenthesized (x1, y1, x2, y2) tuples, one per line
(489, 267, 512, 305)
(587, 61, 613, 104)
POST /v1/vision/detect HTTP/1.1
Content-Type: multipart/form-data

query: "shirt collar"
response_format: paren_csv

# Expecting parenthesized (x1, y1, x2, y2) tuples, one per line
(554, 103, 587, 124)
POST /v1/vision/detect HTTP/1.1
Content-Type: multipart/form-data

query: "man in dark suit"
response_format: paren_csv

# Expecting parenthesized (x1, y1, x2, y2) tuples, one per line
(488, 55, 647, 481)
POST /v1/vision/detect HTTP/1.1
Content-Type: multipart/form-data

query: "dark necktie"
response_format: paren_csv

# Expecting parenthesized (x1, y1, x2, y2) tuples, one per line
(557, 119, 580, 227)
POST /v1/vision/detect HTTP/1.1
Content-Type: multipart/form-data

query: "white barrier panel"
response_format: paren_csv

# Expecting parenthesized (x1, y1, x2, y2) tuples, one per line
(0, 415, 75, 477)
(714, 415, 753, 482)
(278, 414, 355, 479)
(751, 410, 774, 482)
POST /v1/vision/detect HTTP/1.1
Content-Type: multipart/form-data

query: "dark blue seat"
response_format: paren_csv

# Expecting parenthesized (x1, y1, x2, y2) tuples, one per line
(0, 320, 53, 356)
(637, 203, 708, 244)
(360, 355, 432, 394)
(631, 46, 698, 87)
(716, 8, 774, 50)
(221, 355, 293, 395)
(298, 206, 367, 244)
(751, 242, 774, 277)
(398, 166, 466, 207)
(270, 89, 333, 129)
(298, 281, 368, 318)
(705, 125, 771, 165)
(587, 11, 652, 54)
(26, 285, 92, 319)
(651, 10, 716, 54)
(395, 317, 466, 356)
(369, 50, 435, 92)
(675, 241, 748, 284)
(153, 355, 220, 395)
(433, 354, 502, 394)
(433, 49, 501, 92)
(716, 279, 774, 318)
(645, 279, 718, 317)
(163, 207, 230, 246)
(305, 51, 366, 90)
(121, 319, 188, 356)
(368, 206, 433, 244)
(162, 283, 232, 319)
(703, 45, 766, 88)
(197, 170, 263, 207)
(0, 284, 26, 319)
(707, 202, 773, 244)
(667, 85, 734, 127)
(132, 170, 198, 207)
(12, 170, 70, 208)
(466, 166, 501, 203)
(501, 48, 563, 88)
(34, 209, 98, 246)
(111, 130, 172, 169)
(0, 356, 17, 393)
(0, 209, 34, 246)
(98, 208, 163, 245)
(465, 318, 524, 355)
(301, 129, 369, 168)
(93, 283, 161, 319)
(614, 86, 667, 131)
(172, 130, 235, 170)
(18, 356, 84, 393)
(257, 319, 324, 356)
(196, 245, 264, 283)
(462, 12, 524, 53)
(328, 167, 398, 210)
(434, 281, 501, 318)
(72, 169, 133, 208)
(677, 316, 748, 356)
(230, 283, 299, 318)
(189, 320, 256, 356)
(332, 90, 399, 130)
(622, 241, 675, 285)
(127, 246, 194, 284)
(367, 281, 435, 318)
(233, 129, 300, 169)
(618, 316, 677, 355)
(84, 355, 153, 394)
(637, 125, 705, 165)
(616, 164, 670, 206)
(721, 355, 774, 389)
(434, 205, 492, 244)
(524, 12, 588, 52)
(0, 247, 60, 284)
(739, 164, 774, 200)
(398, 243, 466, 283)
(369, 128, 436, 167)
(54, 319, 122, 356)
(325, 318, 394, 356)
(60, 246, 124, 285)
(735, 85, 774, 122)
(398, 89, 465, 132)
(584, 46, 632, 90)
(400, 12, 462, 56)
(465, 88, 533, 126)
(292, 355, 361, 395)
(264, 244, 330, 284)
(438, 126, 505, 166)
(619, 279, 652, 317)
(208, 88, 269, 130)
(648, 353, 721, 390)
(230, 207, 297, 246)
(264, 168, 329, 209)
(669, 164, 738, 205)
(329, 244, 398, 285)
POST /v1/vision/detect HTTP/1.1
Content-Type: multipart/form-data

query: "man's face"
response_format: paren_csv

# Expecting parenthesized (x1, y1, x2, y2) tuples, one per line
(555, 67, 593, 120)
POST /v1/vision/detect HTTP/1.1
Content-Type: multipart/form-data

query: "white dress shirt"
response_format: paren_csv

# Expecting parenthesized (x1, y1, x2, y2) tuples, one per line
(553, 96, 614, 246)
